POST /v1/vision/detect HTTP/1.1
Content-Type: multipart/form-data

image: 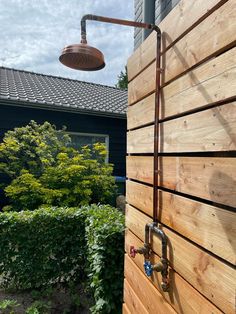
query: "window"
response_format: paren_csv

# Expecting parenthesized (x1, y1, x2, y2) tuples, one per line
(68, 132, 109, 162)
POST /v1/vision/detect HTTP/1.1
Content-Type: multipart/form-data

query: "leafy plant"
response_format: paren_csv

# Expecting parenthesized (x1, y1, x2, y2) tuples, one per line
(0, 205, 125, 312)
(25, 300, 51, 314)
(116, 66, 128, 90)
(0, 299, 20, 314)
(0, 121, 116, 211)
(0, 207, 87, 289)
(0, 120, 70, 181)
(86, 205, 125, 314)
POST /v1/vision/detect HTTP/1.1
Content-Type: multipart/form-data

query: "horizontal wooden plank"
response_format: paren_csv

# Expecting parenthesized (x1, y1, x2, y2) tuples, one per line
(128, 61, 156, 106)
(126, 180, 236, 264)
(162, 102, 236, 152)
(126, 205, 236, 314)
(128, 47, 236, 126)
(127, 0, 226, 81)
(126, 156, 236, 208)
(127, 102, 236, 153)
(126, 180, 153, 216)
(127, 93, 155, 130)
(164, 0, 236, 84)
(122, 303, 131, 314)
(128, 1, 236, 105)
(123, 279, 149, 314)
(127, 155, 153, 184)
(125, 230, 223, 314)
(127, 124, 153, 154)
(164, 62, 236, 119)
(162, 46, 236, 117)
(124, 254, 177, 314)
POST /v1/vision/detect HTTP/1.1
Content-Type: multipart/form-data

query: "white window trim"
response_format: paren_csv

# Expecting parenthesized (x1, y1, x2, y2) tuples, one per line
(67, 131, 109, 163)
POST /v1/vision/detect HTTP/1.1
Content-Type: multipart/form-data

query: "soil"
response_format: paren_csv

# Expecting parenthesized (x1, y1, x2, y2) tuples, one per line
(0, 284, 92, 314)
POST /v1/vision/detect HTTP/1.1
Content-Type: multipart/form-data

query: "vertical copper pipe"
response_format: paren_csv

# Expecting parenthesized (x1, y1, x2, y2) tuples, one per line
(153, 30, 162, 224)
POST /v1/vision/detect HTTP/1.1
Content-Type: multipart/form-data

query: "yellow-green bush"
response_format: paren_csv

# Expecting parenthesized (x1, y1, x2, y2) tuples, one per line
(0, 121, 116, 211)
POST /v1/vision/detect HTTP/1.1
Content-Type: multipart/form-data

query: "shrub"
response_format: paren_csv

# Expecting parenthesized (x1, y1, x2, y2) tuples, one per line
(0, 120, 70, 180)
(0, 121, 116, 211)
(0, 205, 125, 313)
(0, 207, 86, 289)
(86, 205, 125, 314)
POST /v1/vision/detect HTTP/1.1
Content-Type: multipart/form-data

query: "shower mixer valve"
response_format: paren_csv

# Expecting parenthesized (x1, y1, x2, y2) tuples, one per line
(129, 243, 150, 258)
(129, 222, 169, 292)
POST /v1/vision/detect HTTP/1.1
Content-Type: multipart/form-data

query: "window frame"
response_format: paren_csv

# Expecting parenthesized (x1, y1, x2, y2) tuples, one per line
(67, 131, 110, 163)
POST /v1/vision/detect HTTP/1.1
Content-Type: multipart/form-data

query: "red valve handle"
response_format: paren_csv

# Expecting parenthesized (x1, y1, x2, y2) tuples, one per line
(130, 245, 137, 258)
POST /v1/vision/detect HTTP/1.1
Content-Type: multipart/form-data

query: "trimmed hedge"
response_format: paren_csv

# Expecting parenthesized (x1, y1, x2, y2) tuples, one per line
(0, 205, 125, 313)
(0, 207, 86, 289)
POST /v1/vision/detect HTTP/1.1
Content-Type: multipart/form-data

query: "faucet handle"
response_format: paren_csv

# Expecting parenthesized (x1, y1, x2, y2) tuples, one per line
(130, 245, 137, 258)
(144, 261, 153, 277)
(144, 260, 165, 277)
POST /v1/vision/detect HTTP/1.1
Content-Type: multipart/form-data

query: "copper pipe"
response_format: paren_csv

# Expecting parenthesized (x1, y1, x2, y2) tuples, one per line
(81, 15, 162, 225)
(144, 222, 169, 291)
(60, 14, 168, 289)
(153, 30, 162, 224)
(81, 14, 158, 43)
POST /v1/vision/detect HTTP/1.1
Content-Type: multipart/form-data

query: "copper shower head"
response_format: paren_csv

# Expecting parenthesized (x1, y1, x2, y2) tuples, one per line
(59, 43, 105, 71)
(59, 14, 157, 72)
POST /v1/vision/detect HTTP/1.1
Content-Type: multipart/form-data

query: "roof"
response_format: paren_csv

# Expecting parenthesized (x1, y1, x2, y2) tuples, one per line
(0, 67, 127, 118)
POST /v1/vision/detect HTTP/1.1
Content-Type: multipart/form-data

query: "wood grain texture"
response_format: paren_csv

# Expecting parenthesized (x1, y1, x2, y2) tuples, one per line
(163, 65, 236, 119)
(128, 1, 236, 105)
(125, 254, 177, 314)
(126, 156, 236, 208)
(126, 155, 153, 184)
(127, 124, 153, 154)
(162, 46, 236, 118)
(164, 0, 236, 84)
(122, 303, 131, 314)
(126, 180, 236, 264)
(128, 47, 236, 126)
(127, 93, 155, 130)
(123, 279, 149, 314)
(127, 0, 226, 81)
(125, 230, 223, 314)
(128, 61, 156, 106)
(162, 103, 236, 152)
(126, 180, 153, 217)
(126, 205, 236, 314)
(127, 102, 236, 153)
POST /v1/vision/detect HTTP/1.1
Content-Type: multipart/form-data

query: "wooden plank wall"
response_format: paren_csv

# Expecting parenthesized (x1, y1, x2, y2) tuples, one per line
(124, 0, 236, 313)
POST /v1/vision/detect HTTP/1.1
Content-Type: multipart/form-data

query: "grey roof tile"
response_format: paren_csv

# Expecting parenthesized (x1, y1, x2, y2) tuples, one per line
(0, 67, 127, 116)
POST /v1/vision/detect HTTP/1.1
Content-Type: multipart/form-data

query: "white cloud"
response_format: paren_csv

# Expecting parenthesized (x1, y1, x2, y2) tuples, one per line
(0, 0, 134, 86)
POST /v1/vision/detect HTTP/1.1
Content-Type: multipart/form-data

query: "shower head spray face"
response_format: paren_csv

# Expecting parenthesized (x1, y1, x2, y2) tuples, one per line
(59, 43, 105, 71)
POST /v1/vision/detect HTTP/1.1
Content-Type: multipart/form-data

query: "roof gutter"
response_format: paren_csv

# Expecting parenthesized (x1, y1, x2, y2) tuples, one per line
(0, 99, 127, 119)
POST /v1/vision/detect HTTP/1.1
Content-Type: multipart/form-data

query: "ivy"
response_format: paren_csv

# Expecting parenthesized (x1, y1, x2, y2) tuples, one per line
(86, 205, 125, 314)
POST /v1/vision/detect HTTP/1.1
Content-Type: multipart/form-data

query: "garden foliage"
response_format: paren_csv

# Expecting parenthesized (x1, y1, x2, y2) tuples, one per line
(0, 207, 86, 289)
(0, 205, 125, 313)
(86, 206, 125, 313)
(0, 121, 116, 211)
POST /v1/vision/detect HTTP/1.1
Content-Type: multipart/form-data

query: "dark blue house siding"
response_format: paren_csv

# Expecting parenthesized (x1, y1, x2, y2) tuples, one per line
(134, 0, 180, 50)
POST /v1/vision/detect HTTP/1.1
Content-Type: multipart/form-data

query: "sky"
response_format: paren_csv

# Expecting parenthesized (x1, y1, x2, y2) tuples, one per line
(0, 0, 134, 86)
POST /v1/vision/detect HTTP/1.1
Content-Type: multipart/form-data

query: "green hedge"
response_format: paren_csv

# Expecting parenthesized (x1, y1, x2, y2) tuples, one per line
(0, 205, 125, 313)
(0, 207, 86, 289)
